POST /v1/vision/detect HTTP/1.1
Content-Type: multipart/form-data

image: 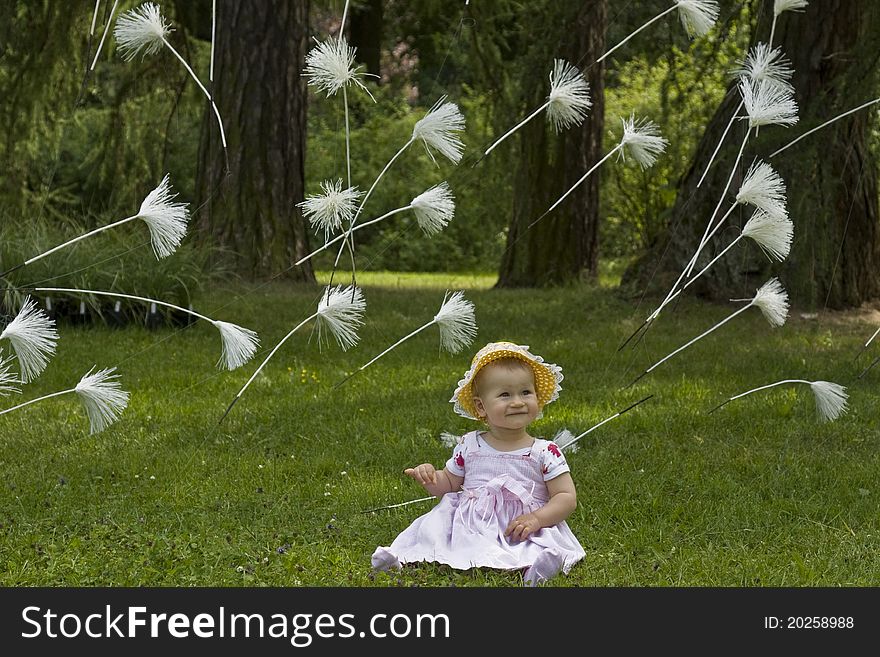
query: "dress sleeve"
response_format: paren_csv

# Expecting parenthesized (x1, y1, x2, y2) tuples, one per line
(445, 437, 467, 477)
(540, 441, 570, 481)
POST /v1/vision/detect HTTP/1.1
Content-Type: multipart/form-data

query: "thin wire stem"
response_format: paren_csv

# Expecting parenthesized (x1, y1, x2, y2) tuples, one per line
(89, 0, 118, 71)
(596, 5, 677, 63)
(727, 379, 809, 402)
(697, 99, 744, 188)
(361, 496, 435, 514)
(770, 96, 880, 159)
(294, 206, 410, 266)
(210, 0, 217, 82)
(35, 287, 213, 324)
(566, 395, 653, 448)
(346, 322, 433, 378)
(22, 214, 138, 269)
(484, 99, 551, 157)
(864, 325, 880, 349)
(90, 0, 102, 35)
(0, 388, 73, 417)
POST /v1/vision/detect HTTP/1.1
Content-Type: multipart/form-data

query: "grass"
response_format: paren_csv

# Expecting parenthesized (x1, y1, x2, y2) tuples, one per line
(1, 270, 878, 587)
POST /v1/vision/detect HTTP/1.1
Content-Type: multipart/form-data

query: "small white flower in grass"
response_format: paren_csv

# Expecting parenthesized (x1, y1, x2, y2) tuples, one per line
(553, 428, 579, 453)
(412, 97, 466, 165)
(0, 349, 21, 396)
(315, 285, 366, 351)
(775, 0, 809, 16)
(736, 161, 787, 219)
(676, 0, 720, 38)
(411, 182, 455, 235)
(213, 321, 260, 370)
(750, 277, 790, 327)
(137, 174, 189, 258)
(0, 296, 59, 384)
(434, 291, 477, 354)
(741, 209, 793, 262)
(547, 59, 592, 133)
(304, 36, 374, 100)
(298, 180, 363, 241)
(809, 381, 848, 422)
(742, 79, 799, 128)
(113, 2, 170, 60)
(75, 367, 130, 435)
(618, 115, 669, 169)
(734, 43, 794, 92)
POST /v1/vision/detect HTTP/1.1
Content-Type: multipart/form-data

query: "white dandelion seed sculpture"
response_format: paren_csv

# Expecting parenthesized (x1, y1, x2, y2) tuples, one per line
(297, 180, 364, 242)
(295, 182, 456, 267)
(333, 290, 477, 389)
(625, 278, 789, 388)
(638, 162, 790, 333)
(558, 396, 654, 453)
(534, 115, 667, 226)
(698, 43, 794, 188)
(482, 59, 591, 158)
(0, 349, 22, 397)
(683, 79, 797, 281)
(305, 36, 376, 188)
(0, 296, 59, 384)
(0, 174, 189, 279)
(327, 98, 465, 282)
(34, 287, 258, 371)
(89, 0, 120, 71)
(709, 378, 848, 422)
(770, 0, 809, 47)
(0, 366, 129, 435)
(219, 285, 366, 423)
(596, 1, 720, 64)
(114, 2, 228, 157)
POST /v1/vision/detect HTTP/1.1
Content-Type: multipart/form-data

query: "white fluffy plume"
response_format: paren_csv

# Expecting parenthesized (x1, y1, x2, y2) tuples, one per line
(304, 36, 374, 99)
(553, 428, 579, 453)
(742, 79, 799, 128)
(736, 160, 787, 218)
(412, 97, 466, 165)
(0, 296, 59, 383)
(734, 43, 794, 92)
(137, 174, 190, 258)
(213, 321, 260, 371)
(619, 115, 669, 169)
(315, 285, 366, 351)
(411, 182, 455, 235)
(298, 180, 363, 241)
(741, 209, 794, 262)
(75, 367, 130, 434)
(546, 59, 592, 133)
(676, 0, 720, 38)
(750, 277, 790, 327)
(113, 2, 170, 60)
(0, 349, 21, 396)
(774, 0, 809, 16)
(433, 290, 477, 354)
(809, 381, 848, 422)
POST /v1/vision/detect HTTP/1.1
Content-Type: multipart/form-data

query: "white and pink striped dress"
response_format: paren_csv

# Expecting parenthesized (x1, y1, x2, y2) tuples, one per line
(372, 430, 585, 586)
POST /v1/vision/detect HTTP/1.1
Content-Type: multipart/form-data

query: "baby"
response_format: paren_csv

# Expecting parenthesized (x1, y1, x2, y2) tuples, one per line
(372, 341, 585, 585)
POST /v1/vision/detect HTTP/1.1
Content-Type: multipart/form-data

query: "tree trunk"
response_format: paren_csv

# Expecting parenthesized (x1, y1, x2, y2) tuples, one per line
(496, 0, 607, 288)
(194, 0, 314, 281)
(623, 0, 880, 309)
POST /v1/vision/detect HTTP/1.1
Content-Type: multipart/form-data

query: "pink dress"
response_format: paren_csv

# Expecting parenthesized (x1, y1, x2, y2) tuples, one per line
(371, 431, 586, 586)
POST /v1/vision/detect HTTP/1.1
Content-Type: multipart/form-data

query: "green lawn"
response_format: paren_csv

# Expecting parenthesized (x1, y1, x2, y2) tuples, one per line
(1, 271, 878, 586)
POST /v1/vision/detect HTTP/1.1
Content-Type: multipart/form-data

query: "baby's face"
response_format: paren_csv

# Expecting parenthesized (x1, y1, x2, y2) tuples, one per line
(472, 361, 540, 431)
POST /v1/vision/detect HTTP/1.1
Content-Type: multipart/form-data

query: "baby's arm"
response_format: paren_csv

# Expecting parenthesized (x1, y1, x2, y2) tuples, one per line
(405, 464, 464, 498)
(505, 473, 577, 542)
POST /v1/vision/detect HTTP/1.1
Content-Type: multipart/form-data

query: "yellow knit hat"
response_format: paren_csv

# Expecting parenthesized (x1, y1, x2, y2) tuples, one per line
(450, 341, 563, 420)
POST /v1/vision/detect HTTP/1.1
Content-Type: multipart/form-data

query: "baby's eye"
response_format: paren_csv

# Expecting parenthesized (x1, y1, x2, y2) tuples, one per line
(522, 390, 533, 396)
(499, 392, 510, 397)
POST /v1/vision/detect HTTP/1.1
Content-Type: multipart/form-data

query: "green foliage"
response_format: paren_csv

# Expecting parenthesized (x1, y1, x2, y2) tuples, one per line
(1, 274, 878, 585)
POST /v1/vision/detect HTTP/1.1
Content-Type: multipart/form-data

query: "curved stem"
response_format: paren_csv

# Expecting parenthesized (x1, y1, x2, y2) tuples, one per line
(0, 388, 73, 417)
(163, 38, 227, 149)
(697, 99, 744, 188)
(728, 379, 810, 402)
(596, 5, 677, 63)
(22, 214, 138, 269)
(353, 322, 432, 375)
(295, 206, 410, 266)
(484, 100, 551, 157)
(34, 287, 213, 323)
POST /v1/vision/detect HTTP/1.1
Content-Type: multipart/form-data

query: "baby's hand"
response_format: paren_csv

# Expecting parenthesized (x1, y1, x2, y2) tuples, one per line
(505, 513, 541, 542)
(404, 463, 437, 487)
